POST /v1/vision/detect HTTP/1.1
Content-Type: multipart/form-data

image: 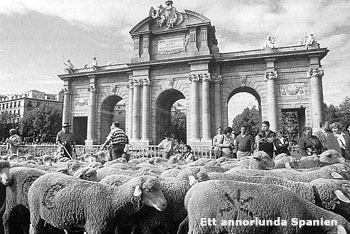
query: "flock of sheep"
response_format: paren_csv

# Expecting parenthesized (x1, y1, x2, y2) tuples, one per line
(0, 149, 350, 234)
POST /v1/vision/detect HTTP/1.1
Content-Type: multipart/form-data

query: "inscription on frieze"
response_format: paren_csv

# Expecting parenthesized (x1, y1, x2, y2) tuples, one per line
(158, 37, 184, 54)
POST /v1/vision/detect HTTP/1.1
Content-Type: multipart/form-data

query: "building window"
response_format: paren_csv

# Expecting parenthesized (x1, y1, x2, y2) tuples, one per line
(36, 102, 41, 107)
(14, 102, 16, 108)
(18, 101, 21, 107)
(18, 109, 20, 115)
(6, 103, 8, 108)
(27, 101, 32, 107)
(2, 104, 4, 109)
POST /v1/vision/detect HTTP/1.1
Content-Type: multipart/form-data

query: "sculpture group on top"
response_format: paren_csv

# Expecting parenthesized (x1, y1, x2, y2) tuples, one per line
(150, 0, 183, 29)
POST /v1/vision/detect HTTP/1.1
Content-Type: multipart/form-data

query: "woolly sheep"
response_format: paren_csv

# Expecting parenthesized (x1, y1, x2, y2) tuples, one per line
(160, 168, 182, 177)
(96, 167, 135, 181)
(73, 167, 98, 181)
(28, 173, 167, 234)
(185, 180, 350, 234)
(99, 174, 132, 186)
(319, 149, 346, 165)
(1, 167, 51, 234)
(207, 172, 350, 221)
(225, 164, 350, 182)
(234, 151, 275, 170)
(0, 160, 11, 185)
(274, 153, 298, 169)
(116, 167, 210, 234)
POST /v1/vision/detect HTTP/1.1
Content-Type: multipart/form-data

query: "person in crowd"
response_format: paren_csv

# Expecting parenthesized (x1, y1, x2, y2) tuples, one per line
(314, 121, 329, 150)
(5, 128, 21, 155)
(234, 125, 254, 159)
(183, 145, 196, 163)
(346, 124, 350, 136)
(217, 127, 235, 158)
(274, 130, 290, 156)
(212, 126, 224, 158)
(101, 121, 129, 160)
(256, 121, 276, 158)
(158, 132, 175, 159)
(299, 126, 323, 156)
(56, 123, 76, 158)
(172, 138, 181, 154)
(326, 122, 350, 159)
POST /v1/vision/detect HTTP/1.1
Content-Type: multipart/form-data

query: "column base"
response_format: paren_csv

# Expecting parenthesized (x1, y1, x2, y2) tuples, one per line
(85, 139, 95, 146)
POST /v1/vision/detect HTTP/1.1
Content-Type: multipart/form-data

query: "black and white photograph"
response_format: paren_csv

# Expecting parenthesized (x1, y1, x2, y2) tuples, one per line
(0, 0, 350, 233)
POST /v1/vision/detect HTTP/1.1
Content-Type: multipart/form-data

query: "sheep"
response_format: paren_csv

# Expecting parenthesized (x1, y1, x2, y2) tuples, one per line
(0, 167, 51, 234)
(274, 154, 298, 169)
(225, 163, 350, 182)
(116, 167, 210, 234)
(207, 172, 350, 221)
(232, 151, 275, 170)
(96, 167, 135, 181)
(99, 174, 132, 186)
(28, 173, 167, 234)
(319, 149, 346, 165)
(160, 168, 182, 177)
(0, 160, 11, 186)
(184, 180, 350, 234)
(73, 167, 98, 181)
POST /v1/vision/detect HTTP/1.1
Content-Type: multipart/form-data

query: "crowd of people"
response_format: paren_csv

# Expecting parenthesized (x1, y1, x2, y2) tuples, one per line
(212, 120, 350, 160)
(2, 119, 350, 161)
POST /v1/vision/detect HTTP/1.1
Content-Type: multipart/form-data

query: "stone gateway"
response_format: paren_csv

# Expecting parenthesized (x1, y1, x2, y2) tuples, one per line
(58, 1, 328, 146)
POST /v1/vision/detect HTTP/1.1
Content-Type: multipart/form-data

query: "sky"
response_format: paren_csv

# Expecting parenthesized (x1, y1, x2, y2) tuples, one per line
(0, 0, 350, 108)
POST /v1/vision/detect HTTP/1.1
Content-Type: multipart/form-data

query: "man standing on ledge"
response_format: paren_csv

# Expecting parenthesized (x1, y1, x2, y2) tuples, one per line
(56, 123, 76, 158)
(256, 121, 276, 158)
(101, 121, 129, 160)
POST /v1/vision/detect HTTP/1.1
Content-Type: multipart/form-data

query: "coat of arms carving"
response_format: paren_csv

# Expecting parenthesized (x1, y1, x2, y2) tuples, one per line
(150, 1, 183, 29)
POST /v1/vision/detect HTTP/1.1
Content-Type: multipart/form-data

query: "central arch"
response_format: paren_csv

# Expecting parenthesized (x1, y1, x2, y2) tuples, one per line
(155, 89, 186, 144)
(227, 86, 261, 134)
(100, 95, 125, 143)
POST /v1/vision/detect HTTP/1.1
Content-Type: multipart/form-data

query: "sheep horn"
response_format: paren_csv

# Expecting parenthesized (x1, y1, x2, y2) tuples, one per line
(334, 190, 350, 203)
(331, 172, 344, 179)
(133, 185, 142, 197)
(337, 225, 347, 234)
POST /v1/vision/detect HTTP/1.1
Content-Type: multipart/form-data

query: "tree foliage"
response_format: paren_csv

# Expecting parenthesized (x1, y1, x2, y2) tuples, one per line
(281, 111, 299, 144)
(324, 97, 350, 129)
(20, 104, 62, 143)
(231, 106, 260, 135)
(171, 109, 187, 143)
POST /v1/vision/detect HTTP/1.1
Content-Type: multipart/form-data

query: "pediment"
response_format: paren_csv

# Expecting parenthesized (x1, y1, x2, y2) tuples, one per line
(129, 9, 211, 36)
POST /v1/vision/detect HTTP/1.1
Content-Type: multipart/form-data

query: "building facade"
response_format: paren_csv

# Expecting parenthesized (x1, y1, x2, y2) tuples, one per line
(0, 90, 63, 123)
(58, 2, 328, 146)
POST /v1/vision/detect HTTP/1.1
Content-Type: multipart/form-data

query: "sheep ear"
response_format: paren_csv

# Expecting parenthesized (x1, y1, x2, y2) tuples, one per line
(133, 185, 142, 197)
(331, 172, 344, 179)
(337, 225, 347, 234)
(188, 175, 198, 186)
(334, 190, 350, 203)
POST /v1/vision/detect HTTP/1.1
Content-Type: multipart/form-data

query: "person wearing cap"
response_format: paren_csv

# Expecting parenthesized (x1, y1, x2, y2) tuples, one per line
(101, 121, 129, 160)
(56, 123, 76, 158)
(5, 129, 21, 155)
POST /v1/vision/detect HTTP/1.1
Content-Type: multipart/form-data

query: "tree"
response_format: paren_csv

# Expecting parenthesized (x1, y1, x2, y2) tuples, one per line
(231, 106, 260, 136)
(281, 111, 299, 145)
(20, 104, 62, 143)
(323, 97, 350, 129)
(170, 109, 187, 143)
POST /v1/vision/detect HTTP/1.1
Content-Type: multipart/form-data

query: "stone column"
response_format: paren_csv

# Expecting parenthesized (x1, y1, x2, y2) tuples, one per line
(141, 78, 150, 142)
(189, 27, 197, 52)
(189, 74, 200, 141)
(309, 68, 324, 130)
(62, 87, 71, 125)
(213, 75, 222, 128)
(132, 79, 141, 141)
(127, 81, 134, 138)
(85, 76, 96, 145)
(201, 73, 211, 141)
(265, 70, 278, 131)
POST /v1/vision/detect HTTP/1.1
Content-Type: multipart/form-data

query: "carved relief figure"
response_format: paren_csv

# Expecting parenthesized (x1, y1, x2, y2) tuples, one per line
(150, 1, 183, 29)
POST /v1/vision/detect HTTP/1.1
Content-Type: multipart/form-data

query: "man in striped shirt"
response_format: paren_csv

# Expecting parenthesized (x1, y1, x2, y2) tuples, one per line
(102, 121, 129, 160)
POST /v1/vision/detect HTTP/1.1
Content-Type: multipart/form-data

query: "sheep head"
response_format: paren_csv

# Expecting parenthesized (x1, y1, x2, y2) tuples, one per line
(129, 176, 167, 212)
(0, 160, 11, 185)
(319, 149, 346, 165)
(73, 167, 98, 182)
(251, 151, 275, 169)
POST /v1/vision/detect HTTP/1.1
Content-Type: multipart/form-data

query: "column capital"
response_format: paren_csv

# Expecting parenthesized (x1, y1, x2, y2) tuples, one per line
(212, 75, 223, 83)
(265, 70, 278, 81)
(200, 73, 212, 82)
(127, 81, 134, 89)
(88, 85, 96, 93)
(143, 78, 151, 86)
(62, 88, 71, 95)
(133, 78, 142, 86)
(189, 73, 200, 83)
(308, 67, 324, 78)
